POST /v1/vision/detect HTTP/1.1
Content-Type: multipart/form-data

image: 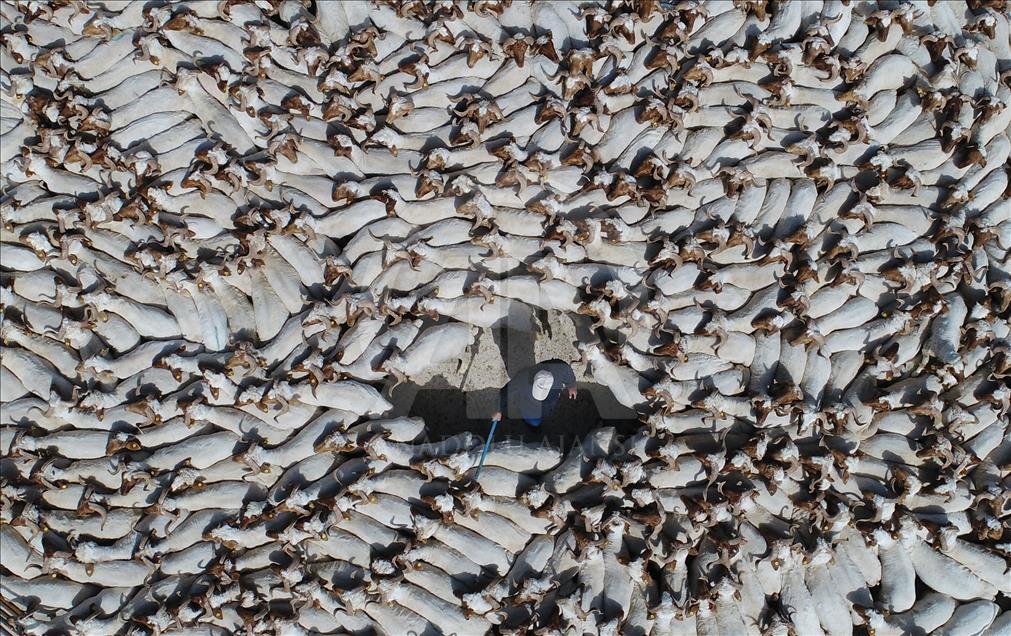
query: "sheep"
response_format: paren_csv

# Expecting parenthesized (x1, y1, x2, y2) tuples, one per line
(3, 2, 1008, 633)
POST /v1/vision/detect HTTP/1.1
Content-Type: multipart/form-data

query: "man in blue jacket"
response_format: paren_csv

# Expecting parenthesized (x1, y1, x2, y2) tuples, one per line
(491, 359, 578, 427)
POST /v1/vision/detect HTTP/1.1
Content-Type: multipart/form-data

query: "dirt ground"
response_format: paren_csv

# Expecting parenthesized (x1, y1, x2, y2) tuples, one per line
(386, 311, 640, 448)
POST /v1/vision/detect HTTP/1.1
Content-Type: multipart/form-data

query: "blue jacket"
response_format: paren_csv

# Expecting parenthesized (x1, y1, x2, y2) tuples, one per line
(498, 359, 577, 421)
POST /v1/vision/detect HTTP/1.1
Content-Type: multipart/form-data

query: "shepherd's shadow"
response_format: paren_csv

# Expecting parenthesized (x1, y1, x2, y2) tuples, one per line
(402, 384, 639, 449)
(491, 327, 537, 378)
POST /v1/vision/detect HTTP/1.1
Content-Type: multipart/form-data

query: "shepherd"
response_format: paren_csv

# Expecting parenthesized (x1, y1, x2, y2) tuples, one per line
(491, 359, 579, 427)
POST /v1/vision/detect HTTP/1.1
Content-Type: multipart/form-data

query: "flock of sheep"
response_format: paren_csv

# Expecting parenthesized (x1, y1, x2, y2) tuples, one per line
(2, 0, 1010, 634)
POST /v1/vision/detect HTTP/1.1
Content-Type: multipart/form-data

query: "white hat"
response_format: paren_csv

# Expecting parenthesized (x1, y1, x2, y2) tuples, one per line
(531, 370, 554, 401)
